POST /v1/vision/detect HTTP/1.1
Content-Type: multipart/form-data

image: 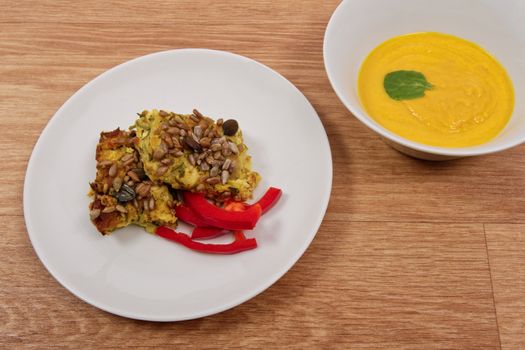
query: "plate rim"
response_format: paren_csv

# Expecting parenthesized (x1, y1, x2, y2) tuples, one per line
(23, 48, 333, 321)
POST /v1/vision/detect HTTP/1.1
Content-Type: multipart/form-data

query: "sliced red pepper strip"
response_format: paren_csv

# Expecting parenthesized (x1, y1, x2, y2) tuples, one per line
(183, 191, 262, 230)
(224, 187, 282, 214)
(224, 201, 248, 212)
(234, 230, 246, 241)
(253, 187, 282, 214)
(175, 205, 211, 227)
(191, 226, 227, 240)
(156, 226, 257, 254)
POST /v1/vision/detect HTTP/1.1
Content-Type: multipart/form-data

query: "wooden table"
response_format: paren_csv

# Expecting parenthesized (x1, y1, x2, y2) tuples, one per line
(2, 1, 523, 348)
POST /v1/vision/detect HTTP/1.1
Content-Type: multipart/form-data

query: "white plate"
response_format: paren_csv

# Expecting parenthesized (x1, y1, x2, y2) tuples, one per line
(23, 49, 332, 321)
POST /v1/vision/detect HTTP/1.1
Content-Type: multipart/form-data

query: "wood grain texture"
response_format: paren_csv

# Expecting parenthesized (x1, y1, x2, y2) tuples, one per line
(485, 225, 525, 350)
(0, 0, 522, 348)
(1, 217, 500, 349)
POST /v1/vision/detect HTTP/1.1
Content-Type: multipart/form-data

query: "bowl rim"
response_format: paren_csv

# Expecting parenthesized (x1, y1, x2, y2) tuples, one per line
(323, 0, 525, 157)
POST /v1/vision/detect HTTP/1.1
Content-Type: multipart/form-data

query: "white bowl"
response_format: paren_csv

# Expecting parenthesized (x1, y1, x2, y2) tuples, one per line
(324, 0, 525, 160)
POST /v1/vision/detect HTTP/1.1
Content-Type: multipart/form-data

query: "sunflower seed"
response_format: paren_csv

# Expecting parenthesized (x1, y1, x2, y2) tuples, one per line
(133, 199, 139, 208)
(189, 154, 196, 166)
(156, 166, 169, 176)
(127, 181, 134, 187)
(161, 123, 169, 130)
(174, 150, 184, 157)
(229, 160, 236, 172)
(222, 148, 232, 157)
(174, 115, 184, 124)
(90, 208, 101, 220)
(172, 137, 182, 148)
(163, 135, 174, 148)
(135, 183, 151, 198)
(108, 163, 118, 177)
(221, 170, 229, 184)
(216, 118, 224, 126)
(124, 175, 130, 182)
(98, 160, 113, 167)
(179, 129, 187, 137)
(102, 206, 116, 214)
(213, 151, 222, 159)
(229, 142, 239, 154)
(210, 166, 219, 177)
(113, 177, 123, 192)
(161, 158, 173, 165)
(120, 153, 134, 162)
(206, 156, 215, 165)
(190, 114, 200, 123)
(149, 197, 155, 211)
(127, 170, 140, 182)
(222, 159, 231, 170)
(159, 110, 169, 117)
(193, 125, 202, 139)
(123, 157, 135, 166)
(153, 142, 168, 160)
(167, 127, 180, 135)
(199, 137, 211, 148)
(206, 176, 221, 185)
(200, 162, 210, 171)
(102, 182, 109, 193)
(116, 205, 128, 213)
(210, 143, 222, 152)
(193, 109, 204, 118)
(178, 122, 190, 131)
(196, 183, 206, 191)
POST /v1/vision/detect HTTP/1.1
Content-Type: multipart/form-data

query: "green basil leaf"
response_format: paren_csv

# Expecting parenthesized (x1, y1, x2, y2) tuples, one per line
(384, 70, 433, 101)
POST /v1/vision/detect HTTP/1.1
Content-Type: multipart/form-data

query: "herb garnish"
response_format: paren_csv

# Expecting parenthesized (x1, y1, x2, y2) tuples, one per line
(384, 70, 433, 101)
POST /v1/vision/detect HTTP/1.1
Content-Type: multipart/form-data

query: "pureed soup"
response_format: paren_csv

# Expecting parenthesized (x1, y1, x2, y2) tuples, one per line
(358, 32, 515, 147)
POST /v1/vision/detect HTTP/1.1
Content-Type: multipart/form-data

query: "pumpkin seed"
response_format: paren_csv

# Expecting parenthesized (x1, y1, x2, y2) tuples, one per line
(222, 119, 238, 136)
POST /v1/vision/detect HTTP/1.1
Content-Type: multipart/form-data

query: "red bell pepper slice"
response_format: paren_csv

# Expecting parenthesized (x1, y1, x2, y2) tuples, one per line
(183, 191, 262, 230)
(254, 187, 282, 214)
(191, 226, 227, 240)
(156, 226, 257, 254)
(175, 205, 211, 227)
(234, 230, 246, 241)
(224, 187, 282, 214)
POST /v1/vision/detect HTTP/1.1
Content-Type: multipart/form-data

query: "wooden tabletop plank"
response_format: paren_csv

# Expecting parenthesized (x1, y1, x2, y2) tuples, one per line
(1, 216, 500, 349)
(485, 224, 525, 350)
